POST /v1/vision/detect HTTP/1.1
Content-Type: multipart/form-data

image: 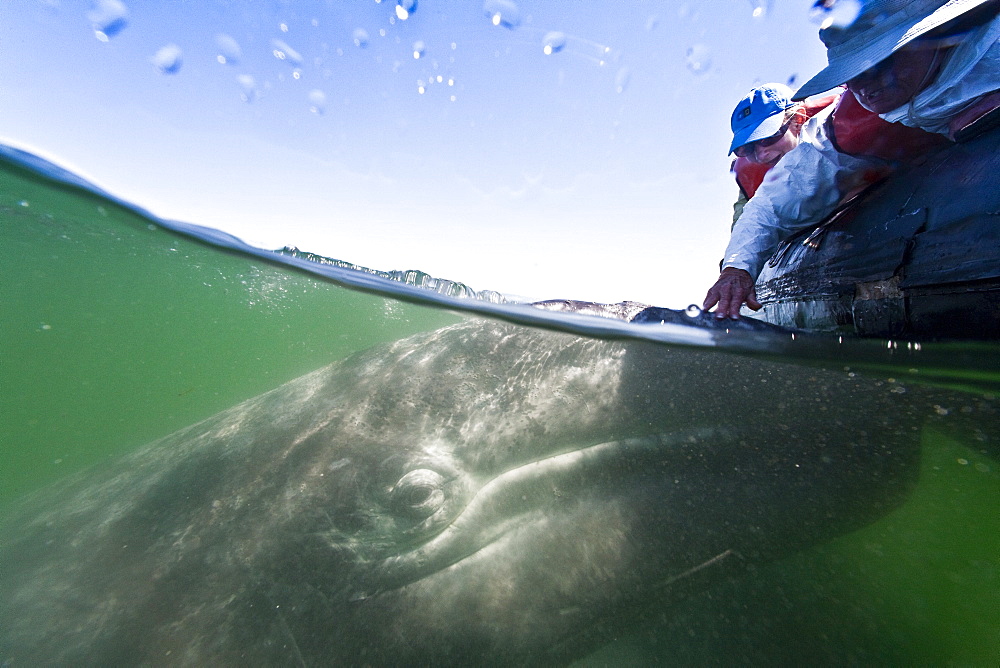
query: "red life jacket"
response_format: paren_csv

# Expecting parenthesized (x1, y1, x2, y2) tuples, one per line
(733, 91, 950, 199)
(827, 90, 949, 162)
(732, 94, 838, 199)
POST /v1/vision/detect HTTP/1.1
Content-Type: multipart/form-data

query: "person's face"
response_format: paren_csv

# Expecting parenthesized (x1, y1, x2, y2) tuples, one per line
(735, 124, 799, 165)
(749, 127, 798, 164)
(846, 44, 943, 114)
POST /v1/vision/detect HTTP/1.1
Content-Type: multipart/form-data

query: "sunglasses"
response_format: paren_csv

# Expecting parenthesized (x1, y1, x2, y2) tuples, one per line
(734, 122, 789, 158)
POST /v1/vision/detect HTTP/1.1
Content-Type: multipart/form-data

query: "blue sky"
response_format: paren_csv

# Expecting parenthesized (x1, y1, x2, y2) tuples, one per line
(1, 1, 831, 305)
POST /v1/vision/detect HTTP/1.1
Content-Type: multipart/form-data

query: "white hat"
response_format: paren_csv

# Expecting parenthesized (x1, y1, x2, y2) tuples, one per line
(793, 0, 998, 100)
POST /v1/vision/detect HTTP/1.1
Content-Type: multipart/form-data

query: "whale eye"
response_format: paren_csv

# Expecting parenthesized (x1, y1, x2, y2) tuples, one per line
(390, 469, 446, 519)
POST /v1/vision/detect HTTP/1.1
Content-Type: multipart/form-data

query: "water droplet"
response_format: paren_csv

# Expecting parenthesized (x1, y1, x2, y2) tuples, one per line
(685, 304, 701, 317)
(483, 0, 521, 29)
(412, 40, 426, 59)
(18, 200, 29, 207)
(88, 0, 128, 41)
(809, 0, 862, 29)
(957, 458, 969, 466)
(271, 39, 303, 66)
(417, 80, 426, 94)
(308, 89, 326, 114)
(685, 44, 711, 75)
(353, 28, 370, 48)
(215, 34, 242, 65)
(615, 67, 631, 93)
(152, 44, 183, 74)
(40, 323, 52, 331)
(237, 74, 257, 102)
(396, 0, 416, 20)
(542, 31, 566, 55)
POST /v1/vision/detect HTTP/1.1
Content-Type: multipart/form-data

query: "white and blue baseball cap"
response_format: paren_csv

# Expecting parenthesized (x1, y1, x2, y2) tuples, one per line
(728, 83, 795, 155)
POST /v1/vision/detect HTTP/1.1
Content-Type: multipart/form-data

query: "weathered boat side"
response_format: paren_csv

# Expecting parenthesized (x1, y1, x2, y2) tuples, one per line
(754, 125, 1000, 340)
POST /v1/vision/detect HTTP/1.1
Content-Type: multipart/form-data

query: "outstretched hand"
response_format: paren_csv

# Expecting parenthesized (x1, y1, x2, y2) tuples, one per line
(703, 267, 762, 319)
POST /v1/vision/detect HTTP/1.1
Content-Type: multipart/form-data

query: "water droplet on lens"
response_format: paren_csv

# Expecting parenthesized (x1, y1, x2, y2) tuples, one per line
(353, 28, 370, 48)
(152, 44, 183, 74)
(685, 44, 711, 75)
(809, 0, 861, 28)
(396, 0, 416, 20)
(412, 40, 426, 59)
(483, 0, 521, 29)
(88, 0, 128, 40)
(615, 67, 631, 93)
(308, 89, 326, 114)
(542, 31, 566, 55)
(685, 304, 701, 317)
(237, 74, 257, 102)
(215, 34, 242, 65)
(271, 39, 303, 66)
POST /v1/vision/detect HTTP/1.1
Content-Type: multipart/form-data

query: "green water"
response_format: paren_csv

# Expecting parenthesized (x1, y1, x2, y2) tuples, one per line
(1, 158, 997, 664)
(580, 429, 999, 665)
(0, 160, 458, 505)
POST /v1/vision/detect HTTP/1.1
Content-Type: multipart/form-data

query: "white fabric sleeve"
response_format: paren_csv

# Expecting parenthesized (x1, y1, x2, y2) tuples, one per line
(721, 130, 882, 278)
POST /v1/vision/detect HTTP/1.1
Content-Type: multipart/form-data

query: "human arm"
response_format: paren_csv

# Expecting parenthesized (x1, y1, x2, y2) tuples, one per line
(702, 267, 761, 318)
(706, 124, 883, 318)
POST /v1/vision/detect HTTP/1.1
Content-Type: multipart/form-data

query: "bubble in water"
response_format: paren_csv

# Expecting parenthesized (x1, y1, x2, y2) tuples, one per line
(396, 0, 416, 20)
(271, 39, 303, 66)
(215, 34, 242, 65)
(483, 0, 521, 29)
(615, 67, 631, 93)
(685, 304, 702, 317)
(412, 40, 426, 59)
(685, 44, 711, 75)
(541, 32, 566, 55)
(152, 44, 183, 74)
(353, 28, 370, 48)
(308, 89, 326, 114)
(809, 0, 862, 29)
(88, 0, 128, 41)
(237, 74, 257, 102)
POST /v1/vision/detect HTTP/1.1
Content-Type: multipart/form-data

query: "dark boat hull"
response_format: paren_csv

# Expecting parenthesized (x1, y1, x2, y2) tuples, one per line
(753, 125, 1000, 340)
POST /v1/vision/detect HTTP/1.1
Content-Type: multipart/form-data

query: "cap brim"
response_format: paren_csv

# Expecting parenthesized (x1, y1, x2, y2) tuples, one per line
(729, 112, 786, 154)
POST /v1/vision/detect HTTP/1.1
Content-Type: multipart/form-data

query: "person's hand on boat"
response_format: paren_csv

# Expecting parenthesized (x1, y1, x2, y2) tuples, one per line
(703, 267, 761, 319)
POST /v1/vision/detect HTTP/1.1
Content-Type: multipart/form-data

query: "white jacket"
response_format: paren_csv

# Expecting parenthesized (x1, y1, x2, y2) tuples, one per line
(722, 14, 1000, 279)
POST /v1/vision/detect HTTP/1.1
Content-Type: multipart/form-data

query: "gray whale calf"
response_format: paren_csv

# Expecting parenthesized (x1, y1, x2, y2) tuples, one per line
(0, 318, 921, 665)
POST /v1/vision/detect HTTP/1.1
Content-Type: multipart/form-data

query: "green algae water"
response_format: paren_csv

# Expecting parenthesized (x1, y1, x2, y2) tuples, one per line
(0, 158, 460, 505)
(1, 153, 997, 665)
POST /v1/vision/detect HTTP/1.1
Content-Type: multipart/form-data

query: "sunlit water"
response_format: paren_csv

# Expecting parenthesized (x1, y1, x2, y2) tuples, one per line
(1, 148, 997, 664)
